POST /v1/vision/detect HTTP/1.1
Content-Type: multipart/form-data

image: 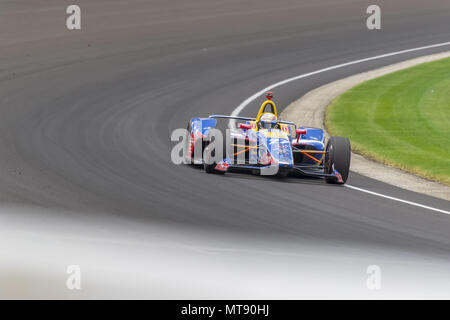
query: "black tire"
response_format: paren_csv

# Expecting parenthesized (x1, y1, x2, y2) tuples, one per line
(275, 167, 289, 178)
(324, 136, 351, 184)
(203, 137, 227, 175)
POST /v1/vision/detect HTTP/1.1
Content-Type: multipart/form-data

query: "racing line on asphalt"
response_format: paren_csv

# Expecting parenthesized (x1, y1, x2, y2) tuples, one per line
(345, 185, 450, 215)
(231, 41, 450, 215)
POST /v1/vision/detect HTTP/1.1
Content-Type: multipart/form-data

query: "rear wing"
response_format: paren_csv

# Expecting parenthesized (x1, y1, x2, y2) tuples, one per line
(208, 115, 296, 126)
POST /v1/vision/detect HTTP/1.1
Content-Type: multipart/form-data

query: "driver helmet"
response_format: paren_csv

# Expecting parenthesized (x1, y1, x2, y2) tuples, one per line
(259, 113, 278, 129)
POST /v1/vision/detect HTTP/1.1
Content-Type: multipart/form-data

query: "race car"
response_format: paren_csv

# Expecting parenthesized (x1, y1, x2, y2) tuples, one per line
(185, 92, 351, 184)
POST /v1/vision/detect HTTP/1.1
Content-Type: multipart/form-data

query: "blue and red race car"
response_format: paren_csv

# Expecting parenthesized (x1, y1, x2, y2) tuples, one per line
(185, 92, 350, 184)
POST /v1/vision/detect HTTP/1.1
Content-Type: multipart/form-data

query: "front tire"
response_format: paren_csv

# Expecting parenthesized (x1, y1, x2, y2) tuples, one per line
(324, 136, 351, 184)
(275, 167, 289, 178)
(203, 142, 226, 175)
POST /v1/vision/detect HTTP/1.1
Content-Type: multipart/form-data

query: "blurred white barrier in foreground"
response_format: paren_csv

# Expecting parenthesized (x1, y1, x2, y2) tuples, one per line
(1, 205, 449, 299)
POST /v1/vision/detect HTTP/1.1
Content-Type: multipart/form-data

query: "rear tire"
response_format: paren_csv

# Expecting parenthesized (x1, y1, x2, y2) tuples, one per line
(324, 136, 351, 184)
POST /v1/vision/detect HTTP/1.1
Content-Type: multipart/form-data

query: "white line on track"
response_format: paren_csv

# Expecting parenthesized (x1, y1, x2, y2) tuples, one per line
(345, 185, 450, 215)
(232, 41, 450, 117)
(232, 41, 450, 214)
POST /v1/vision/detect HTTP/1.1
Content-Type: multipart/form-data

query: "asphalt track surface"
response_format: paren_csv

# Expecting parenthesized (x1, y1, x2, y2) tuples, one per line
(1, 0, 450, 296)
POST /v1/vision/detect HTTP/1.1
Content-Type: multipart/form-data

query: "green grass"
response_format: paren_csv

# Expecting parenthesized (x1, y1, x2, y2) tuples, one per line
(326, 57, 450, 186)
